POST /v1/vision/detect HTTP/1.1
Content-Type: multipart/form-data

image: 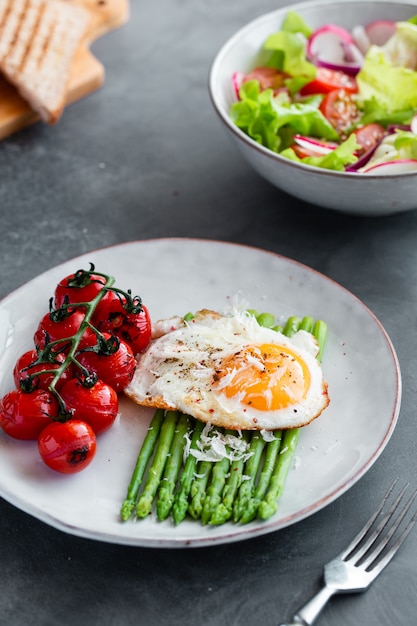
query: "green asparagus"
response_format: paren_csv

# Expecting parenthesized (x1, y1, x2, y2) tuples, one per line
(233, 432, 266, 522)
(210, 430, 251, 525)
(156, 413, 191, 521)
(257, 428, 300, 520)
(136, 410, 179, 519)
(172, 419, 204, 525)
(120, 408, 165, 521)
(239, 430, 282, 524)
(188, 460, 213, 519)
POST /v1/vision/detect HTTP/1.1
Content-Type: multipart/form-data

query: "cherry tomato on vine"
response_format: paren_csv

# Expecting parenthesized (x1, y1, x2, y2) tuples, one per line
(93, 294, 151, 354)
(76, 333, 136, 393)
(300, 67, 358, 96)
(38, 420, 97, 474)
(13, 349, 74, 392)
(34, 308, 92, 350)
(54, 267, 110, 310)
(59, 378, 118, 435)
(319, 89, 360, 135)
(0, 389, 59, 440)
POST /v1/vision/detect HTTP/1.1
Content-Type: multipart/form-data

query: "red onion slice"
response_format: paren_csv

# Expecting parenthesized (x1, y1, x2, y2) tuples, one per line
(307, 24, 363, 76)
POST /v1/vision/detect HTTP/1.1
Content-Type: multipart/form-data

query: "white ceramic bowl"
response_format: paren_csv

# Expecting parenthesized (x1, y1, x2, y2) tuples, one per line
(209, 0, 417, 216)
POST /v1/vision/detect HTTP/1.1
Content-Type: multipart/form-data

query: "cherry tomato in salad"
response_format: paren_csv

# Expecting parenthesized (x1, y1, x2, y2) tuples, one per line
(54, 267, 109, 310)
(76, 333, 136, 393)
(319, 89, 360, 134)
(93, 294, 151, 354)
(300, 67, 358, 96)
(243, 66, 290, 93)
(13, 349, 74, 392)
(34, 308, 92, 351)
(353, 123, 386, 157)
(38, 420, 97, 474)
(59, 378, 118, 435)
(0, 388, 59, 440)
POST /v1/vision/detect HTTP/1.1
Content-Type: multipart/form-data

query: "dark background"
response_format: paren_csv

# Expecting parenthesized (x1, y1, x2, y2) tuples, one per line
(1, 1, 417, 625)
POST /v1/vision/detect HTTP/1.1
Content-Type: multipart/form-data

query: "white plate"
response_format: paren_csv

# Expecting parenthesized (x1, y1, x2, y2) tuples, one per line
(0, 239, 401, 547)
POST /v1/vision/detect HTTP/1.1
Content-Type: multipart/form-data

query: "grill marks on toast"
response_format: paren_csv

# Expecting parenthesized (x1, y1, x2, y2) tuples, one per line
(0, 0, 90, 123)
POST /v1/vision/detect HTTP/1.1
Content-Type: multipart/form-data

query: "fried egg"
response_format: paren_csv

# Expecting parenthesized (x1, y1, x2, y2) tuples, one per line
(125, 310, 329, 430)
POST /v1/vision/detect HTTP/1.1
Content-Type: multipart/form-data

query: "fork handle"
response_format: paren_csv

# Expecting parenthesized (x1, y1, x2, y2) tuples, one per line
(278, 585, 335, 626)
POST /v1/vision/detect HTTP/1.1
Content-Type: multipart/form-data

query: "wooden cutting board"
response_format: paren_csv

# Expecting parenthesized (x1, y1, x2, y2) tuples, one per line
(0, 0, 129, 140)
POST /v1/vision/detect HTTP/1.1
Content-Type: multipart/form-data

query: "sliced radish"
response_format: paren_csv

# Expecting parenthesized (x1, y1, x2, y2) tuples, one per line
(232, 71, 245, 99)
(293, 135, 337, 155)
(307, 24, 363, 75)
(351, 25, 371, 55)
(361, 159, 417, 174)
(365, 20, 396, 46)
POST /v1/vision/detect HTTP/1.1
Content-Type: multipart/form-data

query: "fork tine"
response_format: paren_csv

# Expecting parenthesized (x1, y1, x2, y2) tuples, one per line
(359, 487, 417, 569)
(366, 507, 417, 580)
(339, 479, 398, 560)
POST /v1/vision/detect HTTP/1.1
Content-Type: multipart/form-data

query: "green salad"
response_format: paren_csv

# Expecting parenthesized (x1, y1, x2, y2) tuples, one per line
(231, 11, 417, 173)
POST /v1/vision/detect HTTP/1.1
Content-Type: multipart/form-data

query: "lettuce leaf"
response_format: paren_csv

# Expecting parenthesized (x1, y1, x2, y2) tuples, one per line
(264, 31, 316, 77)
(280, 11, 313, 38)
(231, 81, 339, 153)
(355, 96, 414, 127)
(281, 134, 360, 171)
(357, 22, 417, 112)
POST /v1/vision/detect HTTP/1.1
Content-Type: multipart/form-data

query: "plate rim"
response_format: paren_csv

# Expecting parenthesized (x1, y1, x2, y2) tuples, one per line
(0, 238, 402, 548)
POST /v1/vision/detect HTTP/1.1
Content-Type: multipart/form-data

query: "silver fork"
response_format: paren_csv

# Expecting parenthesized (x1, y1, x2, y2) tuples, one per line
(279, 480, 417, 626)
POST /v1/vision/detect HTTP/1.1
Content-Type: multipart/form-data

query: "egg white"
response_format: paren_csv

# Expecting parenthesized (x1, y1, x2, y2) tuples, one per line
(125, 310, 329, 430)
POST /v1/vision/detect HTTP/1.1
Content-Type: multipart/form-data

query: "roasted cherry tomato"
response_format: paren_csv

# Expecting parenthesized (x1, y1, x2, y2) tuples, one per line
(353, 123, 386, 157)
(243, 66, 290, 92)
(319, 89, 360, 135)
(300, 68, 358, 96)
(38, 420, 97, 474)
(76, 333, 136, 393)
(54, 266, 109, 310)
(0, 388, 59, 440)
(13, 349, 74, 392)
(34, 308, 92, 350)
(59, 378, 118, 435)
(93, 294, 151, 354)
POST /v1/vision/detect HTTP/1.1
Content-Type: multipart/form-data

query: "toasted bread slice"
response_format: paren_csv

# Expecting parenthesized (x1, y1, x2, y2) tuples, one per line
(0, 0, 90, 123)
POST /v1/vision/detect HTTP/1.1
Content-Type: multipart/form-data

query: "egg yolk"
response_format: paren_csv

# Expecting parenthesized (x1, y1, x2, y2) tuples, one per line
(214, 343, 311, 411)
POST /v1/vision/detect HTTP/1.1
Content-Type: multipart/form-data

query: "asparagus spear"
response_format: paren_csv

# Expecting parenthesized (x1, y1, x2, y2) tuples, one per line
(282, 315, 301, 337)
(188, 460, 213, 519)
(172, 419, 205, 525)
(156, 413, 191, 521)
(299, 316, 314, 332)
(136, 410, 179, 519)
(209, 430, 251, 525)
(312, 320, 327, 362)
(239, 430, 282, 524)
(120, 408, 165, 521)
(257, 427, 300, 520)
(201, 453, 231, 525)
(233, 432, 266, 522)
